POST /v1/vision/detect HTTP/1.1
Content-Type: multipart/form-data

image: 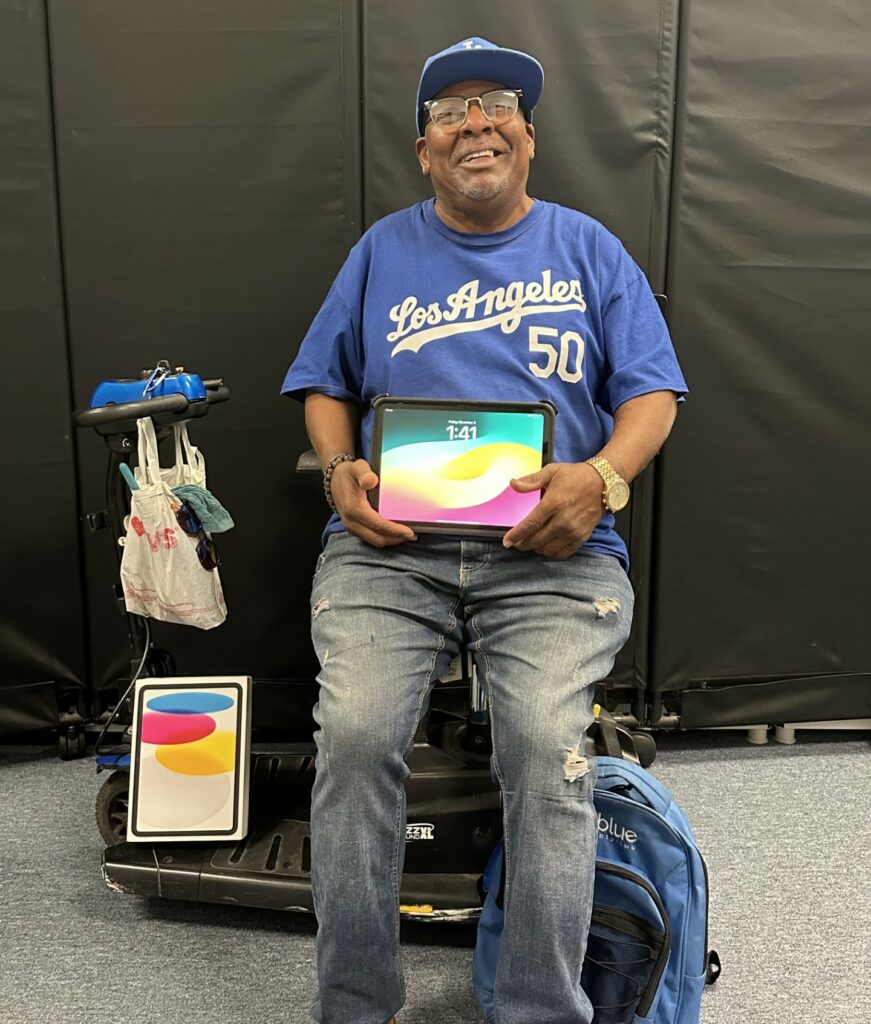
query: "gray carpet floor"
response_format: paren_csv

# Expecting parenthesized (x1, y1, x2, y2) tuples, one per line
(1, 729, 868, 1024)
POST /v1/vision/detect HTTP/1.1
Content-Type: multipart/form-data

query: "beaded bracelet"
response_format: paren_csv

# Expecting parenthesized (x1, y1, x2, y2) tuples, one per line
(323, 453, 357, 512)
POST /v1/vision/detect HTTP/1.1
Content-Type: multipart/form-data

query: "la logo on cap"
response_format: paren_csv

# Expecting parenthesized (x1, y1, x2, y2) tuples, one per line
(462, 39, 484, 49)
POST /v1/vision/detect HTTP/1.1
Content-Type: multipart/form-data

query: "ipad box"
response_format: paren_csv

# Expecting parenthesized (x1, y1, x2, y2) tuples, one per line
(126, 675, 252, 843)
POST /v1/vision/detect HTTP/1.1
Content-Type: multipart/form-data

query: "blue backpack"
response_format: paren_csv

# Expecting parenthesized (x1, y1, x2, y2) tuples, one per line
(473, 755, 721, 1023)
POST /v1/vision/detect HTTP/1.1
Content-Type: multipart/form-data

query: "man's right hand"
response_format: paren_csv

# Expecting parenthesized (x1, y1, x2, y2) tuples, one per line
(329, 459, 417, 547)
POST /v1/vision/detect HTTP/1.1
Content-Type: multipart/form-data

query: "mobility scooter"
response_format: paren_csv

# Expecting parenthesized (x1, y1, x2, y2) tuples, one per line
(74, 362, 654, 920)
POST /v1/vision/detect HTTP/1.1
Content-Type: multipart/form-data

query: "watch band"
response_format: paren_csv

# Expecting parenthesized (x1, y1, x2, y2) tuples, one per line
(585, 456, 620, 490)
(584, 455, 629, 512)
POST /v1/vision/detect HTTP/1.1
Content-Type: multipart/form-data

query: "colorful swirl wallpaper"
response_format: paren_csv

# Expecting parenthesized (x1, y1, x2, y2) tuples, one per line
(377, 408, 546, 527)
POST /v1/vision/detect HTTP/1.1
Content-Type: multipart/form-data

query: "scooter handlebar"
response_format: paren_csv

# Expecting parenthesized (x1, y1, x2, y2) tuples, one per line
(73, 393, 188, 428)
(205, 383, 230, 404)
(72, 380, 230, 429)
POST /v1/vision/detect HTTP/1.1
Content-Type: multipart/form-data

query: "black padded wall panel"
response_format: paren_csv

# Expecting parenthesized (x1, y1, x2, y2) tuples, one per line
(653, 0, 871, 701)
(50, 1, 361, 688)
(363, 1, 678, 274)
(0, 0, 86, 731)
(7, 0, 863, 732)
(361, 0, 679, 695)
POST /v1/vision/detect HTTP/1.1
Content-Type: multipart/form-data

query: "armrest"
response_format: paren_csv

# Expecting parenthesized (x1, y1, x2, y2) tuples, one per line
(296, 448, 322, 474)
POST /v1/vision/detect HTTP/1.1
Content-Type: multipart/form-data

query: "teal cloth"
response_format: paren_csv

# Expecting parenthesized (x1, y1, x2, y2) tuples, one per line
(172, 484, 235, 533)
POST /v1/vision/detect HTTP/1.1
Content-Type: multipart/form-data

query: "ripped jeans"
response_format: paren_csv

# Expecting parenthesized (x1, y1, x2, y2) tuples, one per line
(308, 533, 634, 1024)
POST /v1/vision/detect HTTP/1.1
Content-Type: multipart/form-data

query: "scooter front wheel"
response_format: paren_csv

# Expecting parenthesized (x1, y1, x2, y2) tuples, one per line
(95, 770, 130, 846)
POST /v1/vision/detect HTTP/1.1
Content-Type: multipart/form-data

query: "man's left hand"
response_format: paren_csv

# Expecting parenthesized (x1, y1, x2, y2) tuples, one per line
(503, 462, 607, 559)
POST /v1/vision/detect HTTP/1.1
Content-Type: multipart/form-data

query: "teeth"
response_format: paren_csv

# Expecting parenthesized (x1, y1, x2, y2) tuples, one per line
(462, 150, 495, 162)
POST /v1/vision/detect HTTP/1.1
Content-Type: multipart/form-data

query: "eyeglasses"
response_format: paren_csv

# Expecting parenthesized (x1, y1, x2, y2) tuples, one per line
(423, 89, 523, 133)
(173, 500, 221, 572)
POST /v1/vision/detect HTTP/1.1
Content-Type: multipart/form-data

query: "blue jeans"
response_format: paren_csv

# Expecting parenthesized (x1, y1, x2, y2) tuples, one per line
(308, 533, 634, 1024)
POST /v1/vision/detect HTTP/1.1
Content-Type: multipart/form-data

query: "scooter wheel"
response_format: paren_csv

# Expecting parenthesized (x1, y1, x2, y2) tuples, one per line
(95, 770, 130, 846)
(630, 731, 657, 769)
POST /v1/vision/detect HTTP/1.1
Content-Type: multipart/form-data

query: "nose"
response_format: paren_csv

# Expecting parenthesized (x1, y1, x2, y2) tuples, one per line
(461, 99, 494, 135)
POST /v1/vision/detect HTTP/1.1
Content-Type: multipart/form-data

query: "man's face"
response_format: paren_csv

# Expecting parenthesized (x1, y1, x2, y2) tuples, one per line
(415, 79, 535, 208)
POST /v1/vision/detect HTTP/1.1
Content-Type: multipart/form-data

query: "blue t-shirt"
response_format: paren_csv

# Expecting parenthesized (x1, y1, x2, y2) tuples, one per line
(282, 199, 687, 567)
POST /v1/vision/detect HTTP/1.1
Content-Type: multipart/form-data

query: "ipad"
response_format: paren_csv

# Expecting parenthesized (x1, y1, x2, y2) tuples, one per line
(370, 396, 556, 537)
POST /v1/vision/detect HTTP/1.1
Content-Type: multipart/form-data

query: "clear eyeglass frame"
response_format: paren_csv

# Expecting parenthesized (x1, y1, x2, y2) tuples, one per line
(422, 89, 524, 133)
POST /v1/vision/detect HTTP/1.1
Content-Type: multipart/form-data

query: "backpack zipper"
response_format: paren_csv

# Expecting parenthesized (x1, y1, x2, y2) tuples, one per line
(595, 861, 671, 1018)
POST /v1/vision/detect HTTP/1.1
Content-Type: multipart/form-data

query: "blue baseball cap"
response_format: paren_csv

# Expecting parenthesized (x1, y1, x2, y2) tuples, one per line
(415, 37, 544, 136)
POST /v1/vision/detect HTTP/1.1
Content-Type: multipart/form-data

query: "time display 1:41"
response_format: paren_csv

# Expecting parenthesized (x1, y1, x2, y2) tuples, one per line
(446, 423, 477, 441)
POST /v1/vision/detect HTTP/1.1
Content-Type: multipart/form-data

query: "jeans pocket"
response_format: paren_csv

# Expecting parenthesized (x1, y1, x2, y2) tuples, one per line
(582, 910, 665, 1024)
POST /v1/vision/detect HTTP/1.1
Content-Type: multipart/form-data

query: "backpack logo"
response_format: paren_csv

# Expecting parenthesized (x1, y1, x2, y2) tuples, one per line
(597, 813, 637, 848)
(406, 823, 435, 841)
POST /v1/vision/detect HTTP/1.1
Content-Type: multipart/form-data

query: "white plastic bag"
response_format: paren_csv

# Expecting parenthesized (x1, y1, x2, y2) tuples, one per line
(121, 418, 227, 629)
(133, 422, 206, 489)
(172, 421, 207, 487)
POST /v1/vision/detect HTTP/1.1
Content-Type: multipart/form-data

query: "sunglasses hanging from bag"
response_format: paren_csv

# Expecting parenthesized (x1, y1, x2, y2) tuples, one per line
(172, 499, 221, 572)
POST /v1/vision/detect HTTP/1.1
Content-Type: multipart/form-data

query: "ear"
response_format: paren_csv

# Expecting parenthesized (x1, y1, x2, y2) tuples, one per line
(415, 136, 430, 176)
(526, 122, 536, 159)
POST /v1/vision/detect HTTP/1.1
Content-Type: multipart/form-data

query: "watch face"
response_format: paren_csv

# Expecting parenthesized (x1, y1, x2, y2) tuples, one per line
(607, 480, 630, 512)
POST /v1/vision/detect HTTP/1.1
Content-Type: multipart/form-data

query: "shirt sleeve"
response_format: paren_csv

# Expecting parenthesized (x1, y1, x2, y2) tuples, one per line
(280, 271, 364, 404)
(599, 269, 688, 416)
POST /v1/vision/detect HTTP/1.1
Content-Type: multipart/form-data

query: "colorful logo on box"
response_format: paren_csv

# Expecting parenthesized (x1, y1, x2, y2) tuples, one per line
(142, 691, 236, 776)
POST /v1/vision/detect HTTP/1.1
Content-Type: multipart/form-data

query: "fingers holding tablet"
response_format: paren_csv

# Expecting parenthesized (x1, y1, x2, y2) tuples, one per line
(331, 459, 417, 546)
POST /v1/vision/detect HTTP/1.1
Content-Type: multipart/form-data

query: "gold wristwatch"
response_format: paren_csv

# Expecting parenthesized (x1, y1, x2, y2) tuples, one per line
(585, 456, 630, 512)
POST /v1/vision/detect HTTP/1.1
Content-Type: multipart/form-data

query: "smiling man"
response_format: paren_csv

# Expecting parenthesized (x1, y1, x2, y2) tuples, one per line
(282, 38, 687, 1024)
(416, 78, 535, 221)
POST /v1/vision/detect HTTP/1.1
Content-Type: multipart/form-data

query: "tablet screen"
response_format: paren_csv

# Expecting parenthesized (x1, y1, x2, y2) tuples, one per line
(374, 402, 549, 531)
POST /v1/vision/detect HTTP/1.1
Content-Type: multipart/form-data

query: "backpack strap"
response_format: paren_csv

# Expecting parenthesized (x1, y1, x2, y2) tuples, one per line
(706, 949, 722, 985)
(495, 846, 506, 911)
